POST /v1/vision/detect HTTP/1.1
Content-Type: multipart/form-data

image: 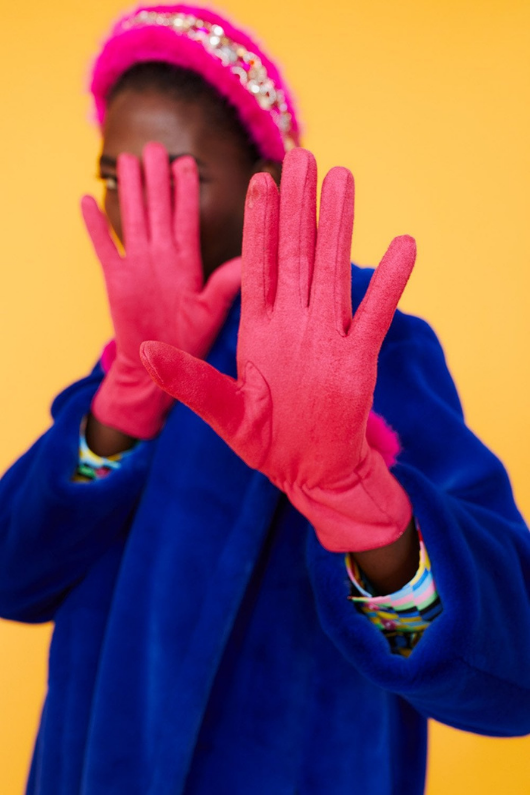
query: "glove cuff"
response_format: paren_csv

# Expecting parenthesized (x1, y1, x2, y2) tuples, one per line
(286, 448, 412, 553)
(92, 362, 174, 439)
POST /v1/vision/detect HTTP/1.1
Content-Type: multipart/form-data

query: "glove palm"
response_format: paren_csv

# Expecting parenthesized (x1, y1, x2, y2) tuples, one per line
(141, 148, 415, 551)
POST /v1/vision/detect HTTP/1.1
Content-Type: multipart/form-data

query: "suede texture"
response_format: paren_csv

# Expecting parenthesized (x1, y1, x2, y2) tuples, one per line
(82, 143, 241, 439)
(1, 267, 529, 795)
(141, 149, 414, 551)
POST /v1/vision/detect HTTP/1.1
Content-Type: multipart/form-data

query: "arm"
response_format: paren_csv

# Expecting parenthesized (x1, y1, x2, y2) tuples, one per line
(351, 515, 419, 593)
(0, 362, 153, 624)
(0, 142, 242, 623)
(307, 310, 530, 736)
(85, 414, 137, 457)
(140, 147, 530, 735)
(81, 142, 241, 445)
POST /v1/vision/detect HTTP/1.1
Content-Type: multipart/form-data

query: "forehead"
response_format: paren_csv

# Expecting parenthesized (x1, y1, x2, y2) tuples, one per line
(101, 89, 211, 161)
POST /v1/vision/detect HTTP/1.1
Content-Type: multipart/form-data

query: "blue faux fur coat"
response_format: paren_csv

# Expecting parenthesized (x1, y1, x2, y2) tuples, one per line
(1, 266, 529, 795)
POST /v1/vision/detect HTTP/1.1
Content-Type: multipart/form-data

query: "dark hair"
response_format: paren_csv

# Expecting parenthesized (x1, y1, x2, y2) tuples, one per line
(107, 61, 261, 164)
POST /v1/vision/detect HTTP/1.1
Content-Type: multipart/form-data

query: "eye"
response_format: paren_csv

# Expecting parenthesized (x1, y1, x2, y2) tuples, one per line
(99, 174, 118, 191)
(197, 169, 210, 184)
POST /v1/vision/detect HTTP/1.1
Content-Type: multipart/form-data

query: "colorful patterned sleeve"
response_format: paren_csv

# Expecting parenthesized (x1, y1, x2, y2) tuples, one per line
(345, 526, 443, 657)
(73, 421, 137, 482)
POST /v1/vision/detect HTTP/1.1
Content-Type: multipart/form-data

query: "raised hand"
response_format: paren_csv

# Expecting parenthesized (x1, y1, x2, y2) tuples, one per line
(81, 142, 241, 439)
(141, 148, 415, 552)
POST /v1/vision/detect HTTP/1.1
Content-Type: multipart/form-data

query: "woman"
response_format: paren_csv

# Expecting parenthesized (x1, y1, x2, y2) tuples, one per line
(1, 5, 529, 794)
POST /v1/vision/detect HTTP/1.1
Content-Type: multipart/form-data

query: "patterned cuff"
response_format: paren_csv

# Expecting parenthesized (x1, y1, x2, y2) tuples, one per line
(73, 420, 135, 482)
(345, 526, 443, 656)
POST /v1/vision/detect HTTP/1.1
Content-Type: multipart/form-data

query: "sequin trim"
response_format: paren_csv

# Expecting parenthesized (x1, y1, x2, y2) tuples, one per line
(119, 10, 295, 152)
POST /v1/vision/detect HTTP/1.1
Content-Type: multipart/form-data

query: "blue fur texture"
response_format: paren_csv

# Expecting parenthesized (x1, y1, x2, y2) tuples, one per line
(1, 266, 529, 795)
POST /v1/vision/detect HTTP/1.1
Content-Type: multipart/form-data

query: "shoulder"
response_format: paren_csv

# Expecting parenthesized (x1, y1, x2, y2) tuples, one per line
(50, 356, 106, 420)
(351, 264, 464, 420)
(351, 263, 442, 353)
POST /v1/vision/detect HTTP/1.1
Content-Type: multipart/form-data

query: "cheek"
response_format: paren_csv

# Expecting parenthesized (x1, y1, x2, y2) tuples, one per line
(196, 181, 249, 279)
(198, 181, 247, 238)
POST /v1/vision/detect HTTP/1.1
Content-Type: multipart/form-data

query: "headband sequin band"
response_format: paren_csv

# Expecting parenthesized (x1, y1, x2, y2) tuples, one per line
(91, 5, 300, 160)
(118, 10, 296, 151)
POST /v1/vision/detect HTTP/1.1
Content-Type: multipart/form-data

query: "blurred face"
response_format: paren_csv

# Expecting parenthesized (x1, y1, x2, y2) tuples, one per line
(99, 89, 262, 281)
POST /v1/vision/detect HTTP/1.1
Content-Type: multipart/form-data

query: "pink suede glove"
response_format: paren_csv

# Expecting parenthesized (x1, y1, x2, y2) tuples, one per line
(81, 142, 241, 439)
(140, 148, 415, 552)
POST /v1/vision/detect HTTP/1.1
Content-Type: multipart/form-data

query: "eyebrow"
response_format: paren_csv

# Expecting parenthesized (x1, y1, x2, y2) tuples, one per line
(98, 153, 206, 169)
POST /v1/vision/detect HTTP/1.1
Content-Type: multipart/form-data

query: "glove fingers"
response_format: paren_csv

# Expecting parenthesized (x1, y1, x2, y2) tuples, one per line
(241, 172, 279, 326)
(143, 142, 172, 246)
(81, 195, 120, 267)
(276, 148, 317, 311)
(172, 156, 203, 292)
(350, 235, 416, 349)
(118, 153, 148, 249)
(311, 166, 354, 335)
(140, 341, 245, 439)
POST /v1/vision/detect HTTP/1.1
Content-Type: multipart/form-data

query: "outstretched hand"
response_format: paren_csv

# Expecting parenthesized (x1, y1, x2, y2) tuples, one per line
(81, 142, 241, 439)
(141, 148, 415, 552)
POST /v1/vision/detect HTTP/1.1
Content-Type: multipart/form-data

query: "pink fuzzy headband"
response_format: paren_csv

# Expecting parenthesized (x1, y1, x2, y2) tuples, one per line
(90, 4, 300, 161)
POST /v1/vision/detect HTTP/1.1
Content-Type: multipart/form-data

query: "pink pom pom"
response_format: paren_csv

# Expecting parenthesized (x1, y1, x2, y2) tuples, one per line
(366, 412, 402, 468)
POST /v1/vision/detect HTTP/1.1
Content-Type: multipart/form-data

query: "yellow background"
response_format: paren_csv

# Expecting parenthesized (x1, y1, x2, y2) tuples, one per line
(1, 0, 529, 792)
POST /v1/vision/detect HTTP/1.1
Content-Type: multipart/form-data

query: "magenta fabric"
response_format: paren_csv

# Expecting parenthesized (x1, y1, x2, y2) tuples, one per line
(82, 142, 241, 438)
(141, 148, 414, 551)
(3, 261, 530, 795)
(90, 3, 300, 161)
(100, 339, 117, 375)
(100, 333, 402, 464)
(366, 411, 402, 468)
